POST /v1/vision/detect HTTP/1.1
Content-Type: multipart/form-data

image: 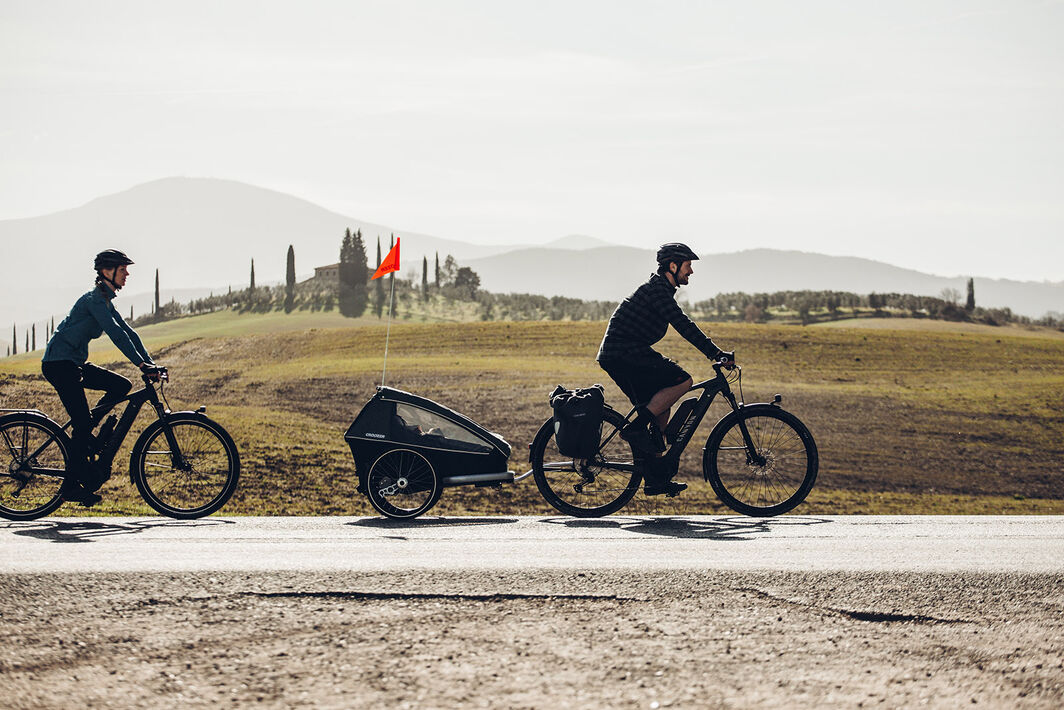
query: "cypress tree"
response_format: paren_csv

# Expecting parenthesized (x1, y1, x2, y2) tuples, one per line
(285, 244, 296, 313)
(155, 269, 160, 314)
(349, 230, 368, 316)
(421, 256, 429, 302)
(965, 278, 976, 312)
(12, 323, 16, 355)
(434, 252, 440, 288)
(250, 259, 256, 292)
(339, 229, 356, 317)
(31, 324, 36, 351)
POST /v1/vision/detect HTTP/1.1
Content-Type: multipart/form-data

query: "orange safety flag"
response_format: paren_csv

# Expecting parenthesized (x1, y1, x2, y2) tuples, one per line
(371, 238, 400, 280)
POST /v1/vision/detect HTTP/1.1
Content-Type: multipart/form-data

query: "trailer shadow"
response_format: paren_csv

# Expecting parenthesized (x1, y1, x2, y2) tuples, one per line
(540, 515, 832, 541)
(2, 517, 236, 543)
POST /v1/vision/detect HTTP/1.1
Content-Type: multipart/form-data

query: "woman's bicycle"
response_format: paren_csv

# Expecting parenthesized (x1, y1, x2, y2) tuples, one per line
(0, 367, 240, 521)
(529, 357, 818, 518)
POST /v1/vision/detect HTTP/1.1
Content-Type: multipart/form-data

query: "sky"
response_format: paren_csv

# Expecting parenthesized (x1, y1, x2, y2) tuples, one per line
(2, 0, 1062, 281)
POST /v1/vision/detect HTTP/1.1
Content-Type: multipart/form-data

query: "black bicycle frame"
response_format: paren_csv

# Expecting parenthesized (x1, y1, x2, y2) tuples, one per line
(60, 378, 183, 473)
(607, 365, 764, 468)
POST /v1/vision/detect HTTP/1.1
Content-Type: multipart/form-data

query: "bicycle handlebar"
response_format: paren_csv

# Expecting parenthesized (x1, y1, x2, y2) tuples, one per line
(712, 351, 737, 372)
(142, 365, 169, 383)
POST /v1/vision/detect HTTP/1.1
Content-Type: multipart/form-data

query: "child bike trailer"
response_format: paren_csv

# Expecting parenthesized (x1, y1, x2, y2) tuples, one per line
(345, 387, 513, 519)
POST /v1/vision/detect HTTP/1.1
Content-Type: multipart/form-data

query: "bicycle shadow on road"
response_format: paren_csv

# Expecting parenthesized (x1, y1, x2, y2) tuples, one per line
(2, 517, 235, 544)
(347, 517, 520, 529)
(541, 515, 832, 541)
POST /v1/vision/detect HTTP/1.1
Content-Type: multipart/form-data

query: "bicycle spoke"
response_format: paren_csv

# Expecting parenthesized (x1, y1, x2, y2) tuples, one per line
(706, 409, 816, 517)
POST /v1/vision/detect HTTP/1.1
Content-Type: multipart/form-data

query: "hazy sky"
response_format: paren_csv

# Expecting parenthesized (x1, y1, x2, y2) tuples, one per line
(2, 0, 1062, 281)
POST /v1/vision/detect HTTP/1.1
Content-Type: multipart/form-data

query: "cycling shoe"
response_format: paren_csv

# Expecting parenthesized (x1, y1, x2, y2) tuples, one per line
(60, 479, 103, 506)
(642, 481, 685, 498)
(620, 422, 666, 454)
(644, 480, 687, 497)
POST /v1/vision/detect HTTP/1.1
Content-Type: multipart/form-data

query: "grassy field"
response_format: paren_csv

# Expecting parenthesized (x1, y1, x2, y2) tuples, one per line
(2, 310, 1063, 516)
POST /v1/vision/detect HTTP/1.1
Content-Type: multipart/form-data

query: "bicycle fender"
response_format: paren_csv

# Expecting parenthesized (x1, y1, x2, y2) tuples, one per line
(0, 410, 60, 428)
(0, 410, 70, 449)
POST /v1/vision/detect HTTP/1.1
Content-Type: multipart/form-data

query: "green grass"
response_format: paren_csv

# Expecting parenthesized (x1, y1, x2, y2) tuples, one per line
(3, 309, 1062, 516)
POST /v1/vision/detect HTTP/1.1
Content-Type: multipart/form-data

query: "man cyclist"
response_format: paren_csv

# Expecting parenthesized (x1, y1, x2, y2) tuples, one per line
(41, 249, 161, 505)
(597, 243, 732, 496)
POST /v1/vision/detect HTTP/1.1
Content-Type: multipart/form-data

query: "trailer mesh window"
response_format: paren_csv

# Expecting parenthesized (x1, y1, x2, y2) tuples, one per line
(393, 403, 493, 453)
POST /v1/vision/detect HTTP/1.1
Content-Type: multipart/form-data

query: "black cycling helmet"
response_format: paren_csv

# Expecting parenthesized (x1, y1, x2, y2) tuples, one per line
(94, 249, 134, 271)
(656, 242, 699, 266)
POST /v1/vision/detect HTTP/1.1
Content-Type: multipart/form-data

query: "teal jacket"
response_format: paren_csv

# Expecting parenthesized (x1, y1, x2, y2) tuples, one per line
(42, 284, 154, 366)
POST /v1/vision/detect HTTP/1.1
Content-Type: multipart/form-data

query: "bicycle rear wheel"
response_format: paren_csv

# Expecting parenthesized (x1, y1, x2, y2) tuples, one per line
(702, 406, 818, 517)
(0, 415, 67, 521)
(530, 407, 641, 518)
(131, 414, 240, 519)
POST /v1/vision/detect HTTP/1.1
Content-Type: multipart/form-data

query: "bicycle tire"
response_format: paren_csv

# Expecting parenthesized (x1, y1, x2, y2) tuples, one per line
(365, 448, 441, 519)
(530, 407, 641, 518)
(702, 405, 818, 517)
(0, 413, 68, 521)
(131, 414, 240, 519)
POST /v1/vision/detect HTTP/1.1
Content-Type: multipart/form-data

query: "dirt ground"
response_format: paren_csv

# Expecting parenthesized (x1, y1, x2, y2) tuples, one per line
(2, 570, 1062, 709)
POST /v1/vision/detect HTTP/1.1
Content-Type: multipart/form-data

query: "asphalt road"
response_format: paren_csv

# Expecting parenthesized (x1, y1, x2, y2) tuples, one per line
(3, 515, 1063, 574)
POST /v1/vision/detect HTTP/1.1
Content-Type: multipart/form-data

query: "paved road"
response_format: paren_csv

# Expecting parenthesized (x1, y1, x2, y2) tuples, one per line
(3, 515, 1063, 573)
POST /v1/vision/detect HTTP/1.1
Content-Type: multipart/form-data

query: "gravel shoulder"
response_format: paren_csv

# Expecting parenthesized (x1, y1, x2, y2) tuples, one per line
(2, 569, 1063, 709)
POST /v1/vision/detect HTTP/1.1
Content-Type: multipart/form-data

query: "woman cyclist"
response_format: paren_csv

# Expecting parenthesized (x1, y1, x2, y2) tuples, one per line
(41, 249, 161, 505)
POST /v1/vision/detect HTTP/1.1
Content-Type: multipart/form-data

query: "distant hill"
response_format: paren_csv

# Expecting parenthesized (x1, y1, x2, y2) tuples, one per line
(466, 247, 1064, 318)
(2, 178, 1060, 334)
(0, 177, 516, 329)
(542, 235, 612, 250)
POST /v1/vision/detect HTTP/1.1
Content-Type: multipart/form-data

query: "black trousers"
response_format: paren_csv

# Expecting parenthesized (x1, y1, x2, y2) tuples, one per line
(41, 360, 132, 477)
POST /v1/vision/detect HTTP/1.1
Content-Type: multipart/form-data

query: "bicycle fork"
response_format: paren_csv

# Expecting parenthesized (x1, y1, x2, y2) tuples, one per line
(721, 390, 767, 467)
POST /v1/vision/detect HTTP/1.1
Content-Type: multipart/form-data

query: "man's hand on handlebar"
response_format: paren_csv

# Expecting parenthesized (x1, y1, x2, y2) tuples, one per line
(140, 363, 168, 382)
(715, 350, 736, 370)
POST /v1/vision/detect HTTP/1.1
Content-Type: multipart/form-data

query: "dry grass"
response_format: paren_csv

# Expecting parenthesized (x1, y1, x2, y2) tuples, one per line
(2, 312, 1062, 516)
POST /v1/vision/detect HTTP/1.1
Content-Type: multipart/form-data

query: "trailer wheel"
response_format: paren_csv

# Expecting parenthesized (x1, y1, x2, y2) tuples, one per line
(365, 448, 441, 519)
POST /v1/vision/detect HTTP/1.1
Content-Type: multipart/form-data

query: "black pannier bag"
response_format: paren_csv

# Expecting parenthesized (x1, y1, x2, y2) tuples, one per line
(549, 384, 605, 458)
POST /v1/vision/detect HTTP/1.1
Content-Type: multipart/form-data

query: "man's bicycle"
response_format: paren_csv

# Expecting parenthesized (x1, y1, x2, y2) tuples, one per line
(529, 357, 818, 517)
(0, 367, 240, 521)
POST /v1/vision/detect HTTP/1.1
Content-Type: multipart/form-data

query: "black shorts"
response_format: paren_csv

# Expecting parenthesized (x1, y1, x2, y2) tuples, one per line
(599, 354, 691, 407)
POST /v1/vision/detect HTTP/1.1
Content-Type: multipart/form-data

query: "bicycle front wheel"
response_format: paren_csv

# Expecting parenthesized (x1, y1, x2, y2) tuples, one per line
(0, 415, 67, 521)
(131, 414, 240, 519)
(703, 405, 818, 517)
(530, 407, 641, 518)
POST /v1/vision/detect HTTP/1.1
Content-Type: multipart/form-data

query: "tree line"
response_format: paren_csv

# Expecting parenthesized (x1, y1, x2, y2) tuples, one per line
(7, 245, 1063, 358)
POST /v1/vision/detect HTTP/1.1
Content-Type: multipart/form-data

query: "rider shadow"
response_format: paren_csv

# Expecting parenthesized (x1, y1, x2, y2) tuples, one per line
(347, 517, 520, 529)
(3, 517, 235, 544)
(541, 515, 832, 541)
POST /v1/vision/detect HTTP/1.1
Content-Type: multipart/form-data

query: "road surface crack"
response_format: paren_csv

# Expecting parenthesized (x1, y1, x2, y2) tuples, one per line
(735, 587, 969, 625)
(119, 590, 642, 611)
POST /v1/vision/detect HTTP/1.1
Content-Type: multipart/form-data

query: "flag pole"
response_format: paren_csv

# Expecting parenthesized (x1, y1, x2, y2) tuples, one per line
(381, 273, 395, 387)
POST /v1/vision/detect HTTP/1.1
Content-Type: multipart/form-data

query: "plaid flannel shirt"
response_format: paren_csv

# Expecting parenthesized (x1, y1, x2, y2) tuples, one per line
(596, 273, 720, 363)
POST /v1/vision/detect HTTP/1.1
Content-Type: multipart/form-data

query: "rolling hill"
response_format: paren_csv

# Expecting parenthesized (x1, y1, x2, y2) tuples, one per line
(465, 247, 1064, 316)
(0, 177, 517, 329)
(2, 177, 1060, 332)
